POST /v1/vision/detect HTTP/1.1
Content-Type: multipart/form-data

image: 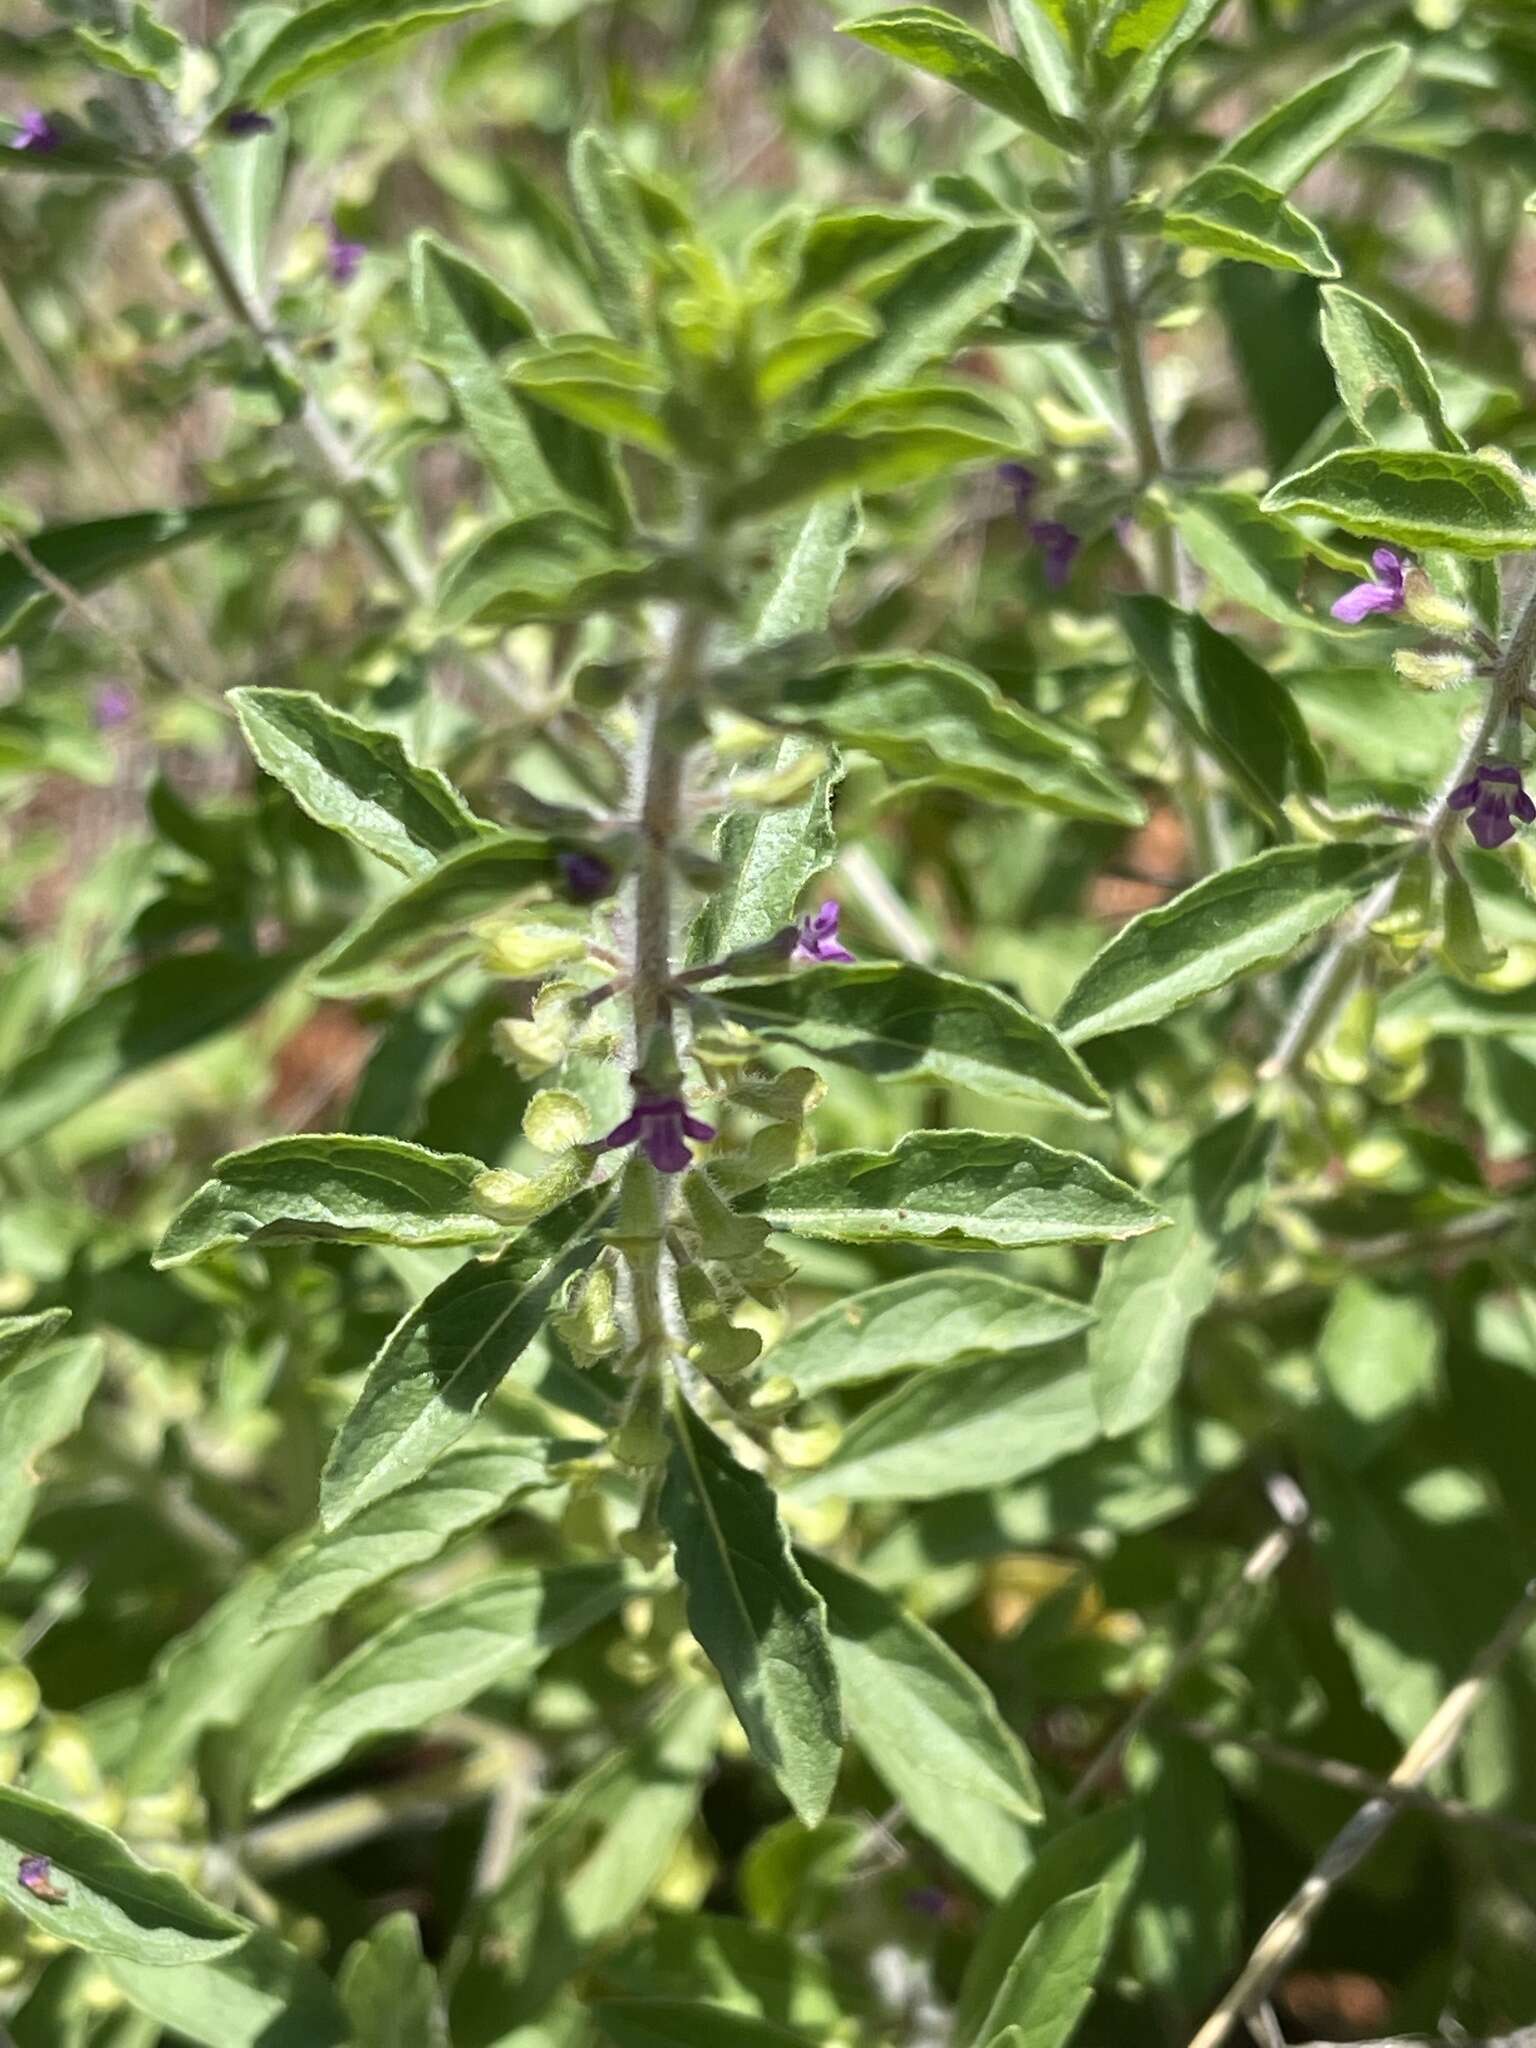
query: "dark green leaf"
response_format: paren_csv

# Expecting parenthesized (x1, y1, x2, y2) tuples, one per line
(596, 2002, 822, 2048)
(1262, 448, 1536, 556)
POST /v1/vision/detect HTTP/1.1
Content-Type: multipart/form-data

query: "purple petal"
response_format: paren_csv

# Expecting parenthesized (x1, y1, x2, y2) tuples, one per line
(1517, 792, 1536, 824)
(1331, 579, 1403, 624)
(680, 1114, 717, 1143)
(12, 111, 60, 153)
(1470, 804, 1516, 850)
(643, 1122, 693, 1173)
(1370, 546, 1407, 590)
(1480, 761, 1521, 785)
(327, 224, 365, 286)
(1448, 779, 1480, 811)
(600, 1111, 645, 1150)
(223, 107, 275, 137)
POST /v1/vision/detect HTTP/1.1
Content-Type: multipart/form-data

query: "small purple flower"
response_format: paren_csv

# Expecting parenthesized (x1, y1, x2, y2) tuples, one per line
(1030, 519, 1081, 590)
(94, 683, 135, 730)
(222, 107, 275, 138)
(1331, 546, 1407, 624)
(326, 219, 365, 287)
(17, 1855, 66, 1903)
(1448, 760, 1536, 851)
(601, 1090, 715, 1174)
(12, 111, 61, 155)
(557, 849, 614, 904)
(998, 462, 1039, 517)
(792, 900, 854, 966)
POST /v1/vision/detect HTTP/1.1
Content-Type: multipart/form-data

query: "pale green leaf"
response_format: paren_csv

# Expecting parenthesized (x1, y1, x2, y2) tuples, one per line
(1164, 165, 1339, 278)
(1319, 285, 1462, 452)
(1262, 448, 1536, 556)
(744, 1129, 1168, 1252)
(1220, 43, 1410, 193)
(790, 1346, 1101, 1506)
(1316, 1277, 1440, 1467)
(715, 962, 1107, 1115)
(339, 1912, 449, 2048)
(231, 688, 490, 877)
(238, 0, 509, 106)
(253, 1561, 628, 1809)
(1170, 486, 1357, 633)
(1054, 843, 1398, 1044)
(980, 1887, 1119, 2048)
(660, 1393, 843, 1826)
(0, 1784, 246, 1965)
(569, 129, 651, 344)
(320, 1186, 612, 1525)
(154, 1134, 505, 1267)
(0, 1337, 102, 1567)
(105, 1929, 350, 2048)
(1088, 1106, 1274, 1435)
(0, 1308, 72, 1378)
(768, 1268, 1094, 1397)
(839, 6, 1081, 148)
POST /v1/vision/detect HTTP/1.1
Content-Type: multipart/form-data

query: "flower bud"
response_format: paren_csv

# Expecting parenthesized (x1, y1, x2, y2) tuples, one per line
(483, 922, 588, 976)
(1401, 567, 1475, 638)
(553, 1258, 620, 1364)
(472, 1152, 589, 1224)
(612, 1377, 671, 1469)
(1392, 648, 1474, 691)
(523, 1089, 590, 1152)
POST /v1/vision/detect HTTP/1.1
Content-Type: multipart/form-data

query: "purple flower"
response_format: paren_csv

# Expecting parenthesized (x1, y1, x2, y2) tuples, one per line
(557, 849, 614, 904)
(601, 1090, 715, 1173)
(1030, 519, 1081, 590)
(998, 462, 1039, 516)
(17, 1855, 66, 1903)
(792, 900, 854, 966)
(94, 683, 135, 730)
(222, 107, 275, 138)
(1331, 546, 1407, 624)
(1448, 760, 1536, 850)
(12, 111, 61, 154)
(326, 219, 365, 287)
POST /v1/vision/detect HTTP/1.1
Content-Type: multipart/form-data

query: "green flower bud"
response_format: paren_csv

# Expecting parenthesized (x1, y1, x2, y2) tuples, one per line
(523, 1088, 591, 1152)
(1400, 568, 1475, 638)
(1392, 648, 1474, 692)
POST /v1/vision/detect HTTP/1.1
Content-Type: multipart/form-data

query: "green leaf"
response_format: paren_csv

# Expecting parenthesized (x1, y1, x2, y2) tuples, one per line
(979, 1888, 1121, 2048)
(1262, 447, 1536, 556)
(75, 3, 184, 87)
(600, 1913, 845, 2032)
(104, 1929, 350, 2048)
(237, 0, 508, 105)
(1319, 285, 1461, 452)
(1054, 843, 1397, 1044)
(817, 221, 1031, 406)
(0, 948, 294, 1154)
(715, 962, 1107, 1115)
(0, 1338, 102, 1567)
(839, 7, 1081, 149)
(202, 47, 285, 301)
(507, 337, 672, 456)
(1163, 165, 1339, 278)
(660, 1393, 843, 1826)
(743, 1129, 1168, 1252)
(801, 1553, 1040, 1895)
(687, 499, 857, 967)
(719, 386, 1016, 522)
(1220, 43, 1410, 193)
(155, 1134, 506, 1267)
(260, 1439, 580, 1636)
(1005, 0, 1078, 119)
(1169, 486, 1355, 633)
(790, 1347, 1100, 1506)
(596, 2002, 822, 2048)
(767, 1268, 1094, 1397)
(0, 502, 285, 643)
(1127, 1736, 1239, 2009)
(568, 129, 652, 345)
(768, 654, 1144, 825)
(957, 1806, 1143, 2048)
(1098, 0, 1224, 114)
(230, 688, 490, 877)
(320, 1186, 612, 1525)
(1316, 1278, 1439, 1468)
(339, 1912, 449, 2048)
(253, 1560, 628, 1808)
(1089, 1107, 1274, 1436)
(1119, 595, 1327, 821)
(312, 832, 558, 995)
(411, 233, 626, 530)
(0, 1784, 245, 1965)
(437, 511, 694, 630)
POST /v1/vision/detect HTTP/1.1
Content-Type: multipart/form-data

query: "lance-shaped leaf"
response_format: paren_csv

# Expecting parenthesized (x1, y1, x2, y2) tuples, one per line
(0, 1337, 102, 1566)
(320, 1186, 612, 1525)
(0, 1307, 71, 1377)
(0, 948, 295, 1154)
(1054, 842, 1398, 1044)
(1097, 0, 1226, 119)
(660, 1394, 843, 1826)
(768, 1269, 1094, 1397)
(766, 654, 1143, 825)
(1319, 285, 1461, 452)
(436, 512, 696, 631)
(237, 0, 511, 105)
(339, 1914, 449, 2048)
(977, 1890, 1124, 2048)
(596, 2004, 822, 2048)
(742, 1129, 1166, 1252)
(260, 1439, 584, 1637)
(715, 963, 1107, 1115)
(105, 1929, 350, 2048)
(839, 6, 1081, 149)
(231, 688, 490, 877)
(569, 128, 651, 346)
(1219, 42, 1410, 193)
(801, 1553, 1040, 1895)
(312, 833, 558, 995)
(155, 1134, 505, 1267)
(957, 1805, 1143, 2048)
(412, 233, 626, 530)
(791, 1347, 1100, 1505)
(1262, 449, 1536, 557)
(0, 1784, 246, 1965)
(1118, 595, 1326, 823)
(254, 1561, 629, 1809)
(1170, 487, 1360, 634)
(1088, 1106, 1275, 1435)
(1163, 166, 1339, 278)
(0, 502, 285, 643)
